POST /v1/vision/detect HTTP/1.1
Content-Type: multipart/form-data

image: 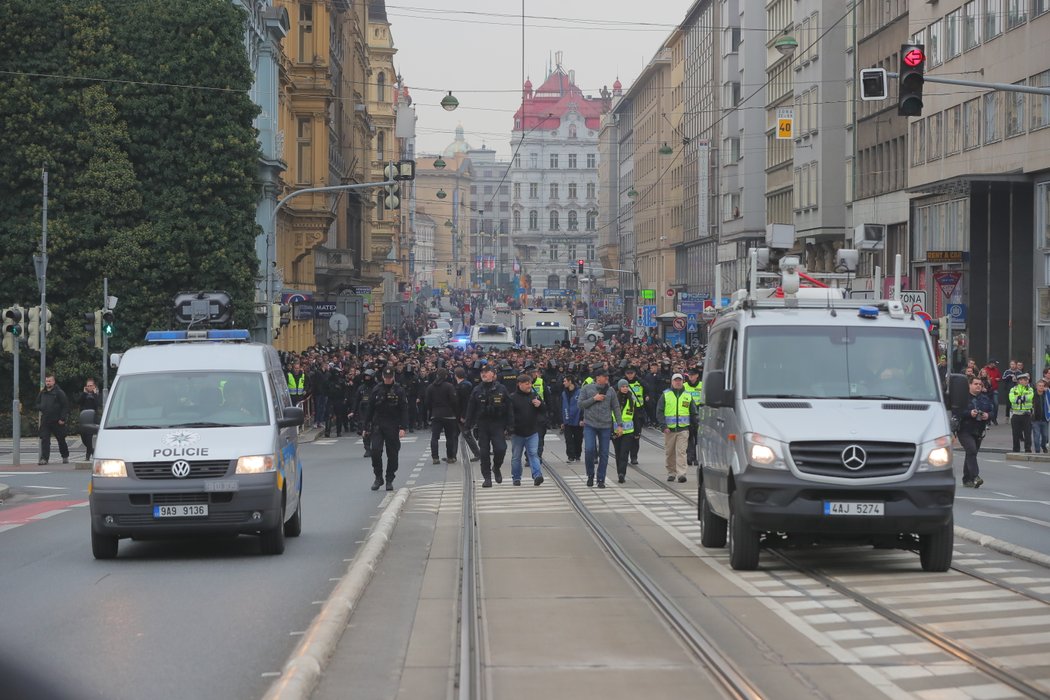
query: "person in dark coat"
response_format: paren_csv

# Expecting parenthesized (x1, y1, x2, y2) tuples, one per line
(77, 378, 100, 460)
(37, 373, 70, 465)
(454, 367, 481, 461)
(362, 368, 409, 491)
(508, 374, 545, 486)
(425, 368, 460, 464)
(953, 375, 995, 488)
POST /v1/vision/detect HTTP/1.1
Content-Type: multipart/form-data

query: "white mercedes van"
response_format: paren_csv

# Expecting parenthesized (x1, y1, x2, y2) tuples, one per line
(698, 256, 958, 572)
(82, 330, 304, 559)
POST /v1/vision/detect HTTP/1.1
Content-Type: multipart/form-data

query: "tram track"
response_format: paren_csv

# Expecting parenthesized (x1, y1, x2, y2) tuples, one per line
(540, 455, 764, 700)
(634, 428, 1050, 699)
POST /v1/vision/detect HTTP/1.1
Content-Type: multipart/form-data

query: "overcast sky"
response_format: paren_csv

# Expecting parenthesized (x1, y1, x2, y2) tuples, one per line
(385, 1, 688, 159)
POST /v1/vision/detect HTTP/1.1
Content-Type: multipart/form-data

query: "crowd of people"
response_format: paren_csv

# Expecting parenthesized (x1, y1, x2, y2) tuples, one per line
(278, 319, 706, 491)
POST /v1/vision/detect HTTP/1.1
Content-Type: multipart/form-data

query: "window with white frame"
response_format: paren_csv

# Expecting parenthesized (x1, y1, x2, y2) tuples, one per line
(1006, 0, 1026, 28)
(586, 243, 595, 261)
(568, 183, 577, 199)
(586, 210, 597, 230)
(550, 154, 559, 169)
(911, 119, 926, 165)
(945, 9, 962, 59)
(529, 210, 538, 230)
(568, 210, 578, 230)
(513, 182, 521, 199)
(928, 111, 944, 160)
(722, 136, 740, 164)
(513, 210, 521, 231)
(1032, 70, 1050, 130)
(723, 81, 741, 107)
(514, 155, 521, 168)
(586, 153, 596, 168)
(963, 1, 981, 50)
(568, 153, 577, 169)
(927, 19, 943, 66)
(807, 161, 818, 208)
(792, 168, 802, 210)
(984, 91, 1002, 143)
(586, 182, 596, 199)
(529, 182, 538, 199)
(548, 243, 559, 261)
(946, 105, 962, 154)
(567, 243, 577, 260)
(984, 0, 1003, 38)
(549, 210, 560, 230)
(1035, 0, 1050, 17)
(550, 183, 559, 199)
(1007, 81, 1027, 137)
(529, 153, 538, 168)
(963, 98, 981, 149)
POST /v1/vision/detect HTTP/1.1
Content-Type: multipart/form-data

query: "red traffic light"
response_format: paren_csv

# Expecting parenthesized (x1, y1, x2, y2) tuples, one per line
(903, 48, 925, 67)
(577, 259, 584, 265)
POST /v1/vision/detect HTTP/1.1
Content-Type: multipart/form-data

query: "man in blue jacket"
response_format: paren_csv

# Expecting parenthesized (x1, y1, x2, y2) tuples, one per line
(561, 374, 583, 462)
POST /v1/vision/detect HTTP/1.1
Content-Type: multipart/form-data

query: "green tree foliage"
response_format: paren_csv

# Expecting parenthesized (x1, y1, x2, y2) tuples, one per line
(0, 0, 261, 399)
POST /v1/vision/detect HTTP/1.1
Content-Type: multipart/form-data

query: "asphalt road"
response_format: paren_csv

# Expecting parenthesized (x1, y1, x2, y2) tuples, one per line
(953, 451, 1050, 556)
(0, 432, 447, 700)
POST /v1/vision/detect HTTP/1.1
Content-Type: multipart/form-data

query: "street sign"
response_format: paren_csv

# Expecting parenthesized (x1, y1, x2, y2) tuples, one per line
(641, 305, 658, 328)
(947, 303, 967, 325)
(776, 107, 794, 140)
(679, 293, 710, 302)
(292, 301, 314, 321)
(315, 302, 337, 319)
(898, 290, 926, 313)
(328, 313, 349, 333)
(665, 289, 676, 298)
(672, 317, 686, 330)
(914, 310, 933, 331)
(666, 329, 686, 346)
(927, 250, 965, 263)
(933, 271, 962, 298)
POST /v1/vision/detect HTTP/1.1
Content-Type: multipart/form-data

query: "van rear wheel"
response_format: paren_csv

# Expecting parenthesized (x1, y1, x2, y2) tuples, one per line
(92, 531, 118, 560)
(699, 485, 727, 548)
(728, 505, 760, 570)
(919, 515, 953, 572)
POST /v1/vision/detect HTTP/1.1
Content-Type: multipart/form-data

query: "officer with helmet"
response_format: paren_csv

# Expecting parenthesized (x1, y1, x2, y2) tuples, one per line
(622, 365, 645, 465)
(351, 368, 377, 458)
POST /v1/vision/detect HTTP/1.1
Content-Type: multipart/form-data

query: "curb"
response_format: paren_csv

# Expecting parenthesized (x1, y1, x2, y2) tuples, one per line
(0, 482, 9, 502)
(261, 487, 410, 700)
(1003, 451, 1050, 462)
(954, 525, 1050, 568)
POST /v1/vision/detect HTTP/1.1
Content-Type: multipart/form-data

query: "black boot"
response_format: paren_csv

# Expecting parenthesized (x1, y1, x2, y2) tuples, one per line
(371, 478, 383, 491)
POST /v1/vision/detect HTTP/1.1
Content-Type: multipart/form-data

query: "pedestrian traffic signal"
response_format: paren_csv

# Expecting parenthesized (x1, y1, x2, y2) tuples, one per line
(898, 43, 925, 117)
(83, 310, 103, 349)
(577, 259, 585, 274)
(101, 309, 115, 337)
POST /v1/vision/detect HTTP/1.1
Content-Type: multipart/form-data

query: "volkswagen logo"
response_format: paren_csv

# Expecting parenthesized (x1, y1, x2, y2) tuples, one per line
(841, 445, 867, 471)
(171, 460, 192, 478)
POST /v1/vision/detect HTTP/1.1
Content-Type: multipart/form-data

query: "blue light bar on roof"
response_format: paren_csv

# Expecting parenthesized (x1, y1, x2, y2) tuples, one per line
(145, 329, 251, 342)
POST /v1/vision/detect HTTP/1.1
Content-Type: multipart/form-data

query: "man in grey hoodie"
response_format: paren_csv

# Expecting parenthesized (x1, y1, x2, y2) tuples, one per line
(577, 367, 624, 488)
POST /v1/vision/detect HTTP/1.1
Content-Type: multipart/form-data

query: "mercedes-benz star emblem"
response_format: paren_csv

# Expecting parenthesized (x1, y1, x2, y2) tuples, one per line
(841, 445, 867, 471)
(171, 460, 192, 478)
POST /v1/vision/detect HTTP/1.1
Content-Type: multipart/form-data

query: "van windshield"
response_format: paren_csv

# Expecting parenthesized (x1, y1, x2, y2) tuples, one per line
(525, 328, 569, 347)
(744, 325, 940, 401)
(104, 371, 270, 428)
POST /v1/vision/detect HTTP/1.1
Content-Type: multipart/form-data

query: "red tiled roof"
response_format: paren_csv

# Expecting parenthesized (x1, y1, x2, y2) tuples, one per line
(513, 69, 604, 131)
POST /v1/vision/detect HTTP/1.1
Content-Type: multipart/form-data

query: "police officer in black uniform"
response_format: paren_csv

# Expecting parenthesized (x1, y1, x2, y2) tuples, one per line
(465, 364, 514, 487)
(498, 359, 519, 394)
(364, 367, 408, 491)
(351, 368, 377, 457)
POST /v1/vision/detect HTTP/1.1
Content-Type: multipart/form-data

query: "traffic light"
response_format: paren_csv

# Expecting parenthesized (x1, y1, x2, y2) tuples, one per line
(898, 43, 925, 117)
(270, 303, 281, 338)
(279, 304, 291, 327)
(82, 310, 103, 349)
(2, 306, 23, 353)
(101, 309, 115, 338)
(383, 162, 401, 209)
(27, 306, 47, 352)
(577, 259, 585, 274)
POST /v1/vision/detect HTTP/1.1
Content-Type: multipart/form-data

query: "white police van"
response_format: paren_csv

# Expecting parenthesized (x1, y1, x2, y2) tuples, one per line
(698, 252, 960, 572)
(82, 328, 304, 559)
(469, 323, 516, 351)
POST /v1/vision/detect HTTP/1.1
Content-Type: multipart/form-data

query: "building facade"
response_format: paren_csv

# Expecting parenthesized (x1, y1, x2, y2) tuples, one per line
(510, 56, 606, 299)
(466, 146, 512, 294)
(233, 0, 289, 342)
(907, 0, 1050, 367)
(415, 143, 474, 293)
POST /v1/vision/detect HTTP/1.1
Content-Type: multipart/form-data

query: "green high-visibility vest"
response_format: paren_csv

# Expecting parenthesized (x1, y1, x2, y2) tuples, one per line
(684, 380, 703, 406)
(663, 389, 692, 429)
(583, 376, 594, 385)
(629, 380, 644, 403)
(532, 376, 544, 396)
(1010, 384, 1034, 411)
(287, 372, 305, 396)
(617, 397, 636, 434)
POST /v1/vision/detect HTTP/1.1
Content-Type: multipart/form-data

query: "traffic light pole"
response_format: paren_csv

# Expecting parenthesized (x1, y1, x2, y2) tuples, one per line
(102, 277, 109, 404)
(888, 72, 1050, 96)
(10, 334, 19, 466)
(39, 168, 48, 392)
(266, 179, 395, 340)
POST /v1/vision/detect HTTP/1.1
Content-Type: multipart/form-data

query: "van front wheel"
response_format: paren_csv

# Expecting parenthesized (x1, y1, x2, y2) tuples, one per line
(260, 504, 286, 555)
(728, 506, 760, 570)
(91, 531, 118, 560)
(699, 485, 727, 548)
(919, 515, 953, 572)
(284, 499, 302, 538)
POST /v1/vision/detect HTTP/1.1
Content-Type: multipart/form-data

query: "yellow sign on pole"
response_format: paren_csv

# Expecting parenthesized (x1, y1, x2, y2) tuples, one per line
(776, 107, 794, 140)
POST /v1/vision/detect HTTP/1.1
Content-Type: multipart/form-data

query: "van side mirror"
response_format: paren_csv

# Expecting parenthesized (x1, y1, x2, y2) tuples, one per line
(946, 373, 969, 411)
(279, 406, 305, 429)
(79, 409, 99, 434)
(703, 370, 730, 407)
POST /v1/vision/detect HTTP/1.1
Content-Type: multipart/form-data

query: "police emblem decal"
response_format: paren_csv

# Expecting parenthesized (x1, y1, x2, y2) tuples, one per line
(164, 430, 201, 447)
